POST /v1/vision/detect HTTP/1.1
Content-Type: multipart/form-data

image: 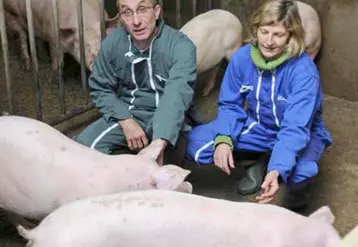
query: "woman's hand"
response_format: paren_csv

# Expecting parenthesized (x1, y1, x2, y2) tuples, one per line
(213, 143, 235, 175)
(256, 170, 280, 203)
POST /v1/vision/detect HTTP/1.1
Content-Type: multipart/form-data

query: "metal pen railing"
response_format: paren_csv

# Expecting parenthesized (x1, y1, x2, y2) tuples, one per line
(0, 0, 215, 126)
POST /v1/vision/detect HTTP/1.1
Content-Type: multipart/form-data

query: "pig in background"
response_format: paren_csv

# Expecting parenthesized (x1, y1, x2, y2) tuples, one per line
(3, 0, 118, 73)
(297, 1, 322, 60)
(180, 9, 243, 97)
(0, 115, 192, 226)
(178, 1, 321, 97)
(16, 190, 341, 247)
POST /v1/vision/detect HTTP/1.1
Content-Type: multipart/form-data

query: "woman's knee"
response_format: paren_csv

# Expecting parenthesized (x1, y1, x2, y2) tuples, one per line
(186, 123, 217, 164)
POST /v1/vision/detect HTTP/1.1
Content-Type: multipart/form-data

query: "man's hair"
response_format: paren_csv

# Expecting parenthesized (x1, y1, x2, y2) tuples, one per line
(246, 0, 305, 58)
(117, 0, 162, 9)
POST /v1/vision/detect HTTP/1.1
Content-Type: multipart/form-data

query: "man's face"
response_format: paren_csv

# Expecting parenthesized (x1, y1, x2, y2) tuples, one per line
(119, 0, 161, 42)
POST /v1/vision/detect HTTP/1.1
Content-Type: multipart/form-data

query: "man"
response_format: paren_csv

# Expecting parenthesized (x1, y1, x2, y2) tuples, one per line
(75, 0, 197, 165)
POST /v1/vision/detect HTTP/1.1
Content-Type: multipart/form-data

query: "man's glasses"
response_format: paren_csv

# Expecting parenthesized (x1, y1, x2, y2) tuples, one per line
(120, 6, 154, 18)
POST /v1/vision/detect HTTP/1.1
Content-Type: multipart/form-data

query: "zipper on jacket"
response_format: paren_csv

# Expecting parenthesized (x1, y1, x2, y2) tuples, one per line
(270, 70, 280, 128)
(256, 69, 263, 124)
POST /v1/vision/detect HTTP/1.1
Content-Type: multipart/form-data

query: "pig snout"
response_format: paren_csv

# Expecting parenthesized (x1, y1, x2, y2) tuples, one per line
(152, 164, 193, 193)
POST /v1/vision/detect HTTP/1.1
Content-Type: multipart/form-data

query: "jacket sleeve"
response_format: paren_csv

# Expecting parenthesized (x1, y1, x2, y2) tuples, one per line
(267, 65, 320, 184)
(151, 35, 196, 146)
(214, 52, 247, 146)
(88, 34, 132, 122)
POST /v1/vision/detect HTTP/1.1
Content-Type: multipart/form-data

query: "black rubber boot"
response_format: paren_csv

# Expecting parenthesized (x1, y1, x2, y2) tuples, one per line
(236, 154, 268, 196)
(281, 179, 314, 215)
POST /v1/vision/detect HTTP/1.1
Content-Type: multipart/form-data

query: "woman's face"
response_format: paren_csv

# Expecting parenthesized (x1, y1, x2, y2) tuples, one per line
(257, 22, 290, 60)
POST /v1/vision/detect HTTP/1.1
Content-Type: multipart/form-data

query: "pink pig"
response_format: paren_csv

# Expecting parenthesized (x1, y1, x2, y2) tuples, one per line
(17, 190, 340, 247)
(180, 9, 243, 96)
(0, 116, 192, 222)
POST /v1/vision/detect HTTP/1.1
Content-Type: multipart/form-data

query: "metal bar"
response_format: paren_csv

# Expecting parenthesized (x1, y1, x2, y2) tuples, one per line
(26, 0, 42, 120)
(46, 102, 95, 126)
(192, 0, 197, 17)
(207, 0, 212, 10)
(0, 0, 14, 114)
(99, 0, 106, 40)
(159, 0, 164, 19)
(176, 0, 181, 28)
(77, 0, 87, 92)
(51, 0, 65, 115)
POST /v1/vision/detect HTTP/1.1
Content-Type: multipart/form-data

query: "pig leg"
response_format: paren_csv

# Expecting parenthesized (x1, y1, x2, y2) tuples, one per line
(18, 30, 31, 70)
(49, 44, 65, 83)
(49, 44, 64, 71)
(202, 64, 220, 97)
(5, 211, 37, 230)
(5, 12, 31, 70)
(201, 39, 242, 96)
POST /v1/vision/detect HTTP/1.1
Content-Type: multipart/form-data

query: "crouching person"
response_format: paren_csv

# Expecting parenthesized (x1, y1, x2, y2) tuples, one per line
(74, 0, 197, 166)
(186, 0, 332, 212)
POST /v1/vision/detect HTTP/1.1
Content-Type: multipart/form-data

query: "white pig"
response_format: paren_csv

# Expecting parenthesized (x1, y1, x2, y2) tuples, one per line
(17, 190, 341, 247)
(297, 1, 322, 60)
(180, 9, 243, 96)
(0, 115, 192, 221)
(3, 0, 118, 71)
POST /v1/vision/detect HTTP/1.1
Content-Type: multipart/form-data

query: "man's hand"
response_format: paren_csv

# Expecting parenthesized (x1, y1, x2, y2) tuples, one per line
(138, 139, 168, 166)
(256, 170, 280, 204)
(118, 118, 148, 151)
(213, 143, 235, 175)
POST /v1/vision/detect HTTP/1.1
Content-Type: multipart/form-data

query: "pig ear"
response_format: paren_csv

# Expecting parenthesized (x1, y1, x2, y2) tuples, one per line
(182, 181, 193, 194)
(59, 28, 76, 45)
(308, 206, 335, 225)
(59, 13, 77, 45)
(152, 164, 192, 192)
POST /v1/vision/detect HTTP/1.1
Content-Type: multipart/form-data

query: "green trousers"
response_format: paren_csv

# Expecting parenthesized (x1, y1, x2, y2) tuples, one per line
(74, 116, 187, 166)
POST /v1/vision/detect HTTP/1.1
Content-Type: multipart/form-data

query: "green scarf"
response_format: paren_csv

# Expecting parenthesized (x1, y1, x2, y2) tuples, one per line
(250, 44, 290, 71)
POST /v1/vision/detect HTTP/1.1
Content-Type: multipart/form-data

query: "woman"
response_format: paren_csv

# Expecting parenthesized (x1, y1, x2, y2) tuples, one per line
(186, 0, 332, 210)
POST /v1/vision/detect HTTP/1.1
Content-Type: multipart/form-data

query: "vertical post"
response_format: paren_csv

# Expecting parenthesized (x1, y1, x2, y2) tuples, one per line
(192, 0, 197, 17)
(26, 0, 42, 120)
(99, 0, 106, 41)
(77, 0, 87, 93)
(52, 0, 65, 115)
(207, 0, 212, 10)
(176, 0, 181, 28)
(159, 0, 164, 19)
(0, 0, 14, 114)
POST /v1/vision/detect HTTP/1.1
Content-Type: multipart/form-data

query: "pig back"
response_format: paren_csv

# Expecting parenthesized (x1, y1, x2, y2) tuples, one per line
(296, 1, 321, 58)
(25, 190, 339, 247)
(180, 9, 242, 73)
(0, 116, 108, 218)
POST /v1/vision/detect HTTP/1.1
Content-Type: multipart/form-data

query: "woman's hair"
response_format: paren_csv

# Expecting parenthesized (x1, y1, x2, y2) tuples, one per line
(246, 0, 305, 58)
